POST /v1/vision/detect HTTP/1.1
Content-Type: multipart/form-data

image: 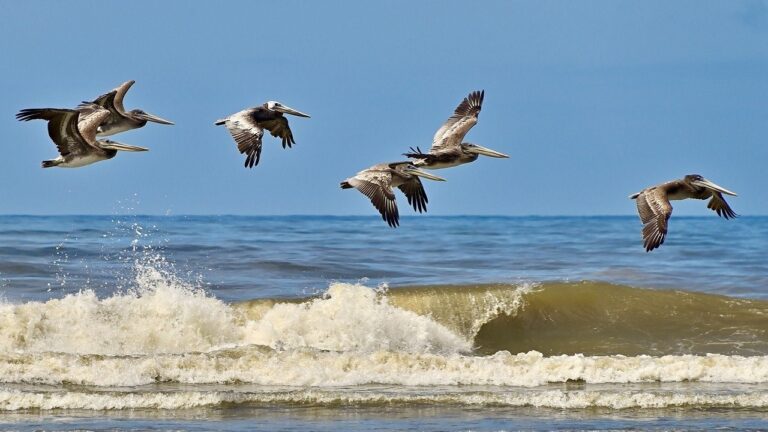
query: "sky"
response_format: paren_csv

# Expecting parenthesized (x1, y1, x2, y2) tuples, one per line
(0, 0, 766, 216)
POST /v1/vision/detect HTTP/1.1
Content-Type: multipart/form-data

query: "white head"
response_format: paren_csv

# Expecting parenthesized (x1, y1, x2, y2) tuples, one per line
(265, 101, 311, 118)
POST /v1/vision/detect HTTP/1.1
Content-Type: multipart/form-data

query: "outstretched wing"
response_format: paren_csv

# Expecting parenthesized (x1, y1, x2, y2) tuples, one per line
(78, 80, 134, 116)
(260, 117, 296, 149)
(16, 108, 94, 157)
(707, 192, 737, 219)
(346, 172, 399, 227)
(220, 111, 265, 168)
(634, 187, 673, 252)
(430, 90, 484, 153)
(397, 176, 428, 213)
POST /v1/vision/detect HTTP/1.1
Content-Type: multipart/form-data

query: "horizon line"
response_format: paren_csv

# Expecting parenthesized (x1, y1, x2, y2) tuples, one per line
(1, 213, 766, 218)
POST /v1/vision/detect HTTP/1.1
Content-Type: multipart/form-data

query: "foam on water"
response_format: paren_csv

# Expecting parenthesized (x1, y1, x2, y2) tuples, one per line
(241, 283, 471, 353)
(0, 261, 242, 355)
(1, 348, 767, 388)
(1, 388, 767, 411)
(0, 259, 469, 358)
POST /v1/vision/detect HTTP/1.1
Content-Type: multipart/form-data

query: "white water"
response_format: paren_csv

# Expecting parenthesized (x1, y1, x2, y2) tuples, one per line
(1, 388, 767, 411)
(0, 263, 469, 356)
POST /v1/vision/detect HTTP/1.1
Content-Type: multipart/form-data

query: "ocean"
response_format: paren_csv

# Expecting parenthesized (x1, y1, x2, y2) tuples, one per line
(0, 215, 766, 431)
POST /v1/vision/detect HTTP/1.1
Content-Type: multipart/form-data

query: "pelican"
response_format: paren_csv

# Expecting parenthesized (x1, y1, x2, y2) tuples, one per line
(215, 101, 310, 168)
(16, 107, 148, 168)
(77, 80, 174, 136)
(403, 90, 508, 169)
(341, 162, 446, 227)
(629, 174, 738, 252)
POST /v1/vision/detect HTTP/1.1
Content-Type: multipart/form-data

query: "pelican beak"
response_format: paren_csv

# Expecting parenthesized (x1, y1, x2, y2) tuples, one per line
(99, 140, 149, 152)
(273, 104, 311, 118)
(408, 167, 446, 182)
(134, 111, 175, 125)
(692, 178, 738, 196)
(466, 144, 509, 158)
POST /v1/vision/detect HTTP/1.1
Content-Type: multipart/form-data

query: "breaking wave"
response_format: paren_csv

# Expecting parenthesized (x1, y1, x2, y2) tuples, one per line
(1, 259, 767, 411)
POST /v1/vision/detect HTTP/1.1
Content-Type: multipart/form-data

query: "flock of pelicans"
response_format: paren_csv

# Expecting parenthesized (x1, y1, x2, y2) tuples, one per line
(16, 81, 738, 252)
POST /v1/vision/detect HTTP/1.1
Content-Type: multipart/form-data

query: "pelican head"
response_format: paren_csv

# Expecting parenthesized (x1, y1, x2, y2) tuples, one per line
(398, 163, 446, 181)
(98, 140, 149, 152)
(128, 109, 175, 125)
(265, 101, 311, 118)
(685, 174, 738, 196)
(461, 143, 509, 159)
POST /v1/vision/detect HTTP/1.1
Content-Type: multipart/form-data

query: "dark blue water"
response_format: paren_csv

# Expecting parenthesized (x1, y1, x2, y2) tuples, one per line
(1, 215, 766, 302)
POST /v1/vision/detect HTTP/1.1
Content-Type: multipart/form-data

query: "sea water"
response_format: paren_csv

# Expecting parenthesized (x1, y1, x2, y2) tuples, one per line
(0, 215, 766, 430)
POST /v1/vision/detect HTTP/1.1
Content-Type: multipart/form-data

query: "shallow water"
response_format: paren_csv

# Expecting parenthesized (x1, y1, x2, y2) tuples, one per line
(0, 215, 766, 430)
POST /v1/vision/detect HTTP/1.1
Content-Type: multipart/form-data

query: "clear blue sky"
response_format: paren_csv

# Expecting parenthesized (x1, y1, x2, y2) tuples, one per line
(1, 1, 766, 215)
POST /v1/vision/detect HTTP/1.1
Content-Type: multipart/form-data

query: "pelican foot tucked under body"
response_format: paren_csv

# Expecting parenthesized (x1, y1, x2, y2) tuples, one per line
(341, 162, 446, 227)
(77, 80, 174, 137)
(403, 90, 508, 169)
(629, 174, 738, 252)
(16, 107, 148, 168)
(215, 101, 310, 168)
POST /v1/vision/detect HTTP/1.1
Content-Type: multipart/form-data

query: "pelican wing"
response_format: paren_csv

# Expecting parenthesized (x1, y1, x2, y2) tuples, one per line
(221, 111, 265, 168)
(77, 90, 119, 119)
(75, 102, 111, 133)
(260, 117, 296, 149)
(707, 192, 737, 219)
(16, 108, 95, 156)
(634, 188, 673, 252)
(430, 90, 484, 153)
(78, 80, 134, 116)
(397, 177, 428, 213)
(347, 173, 399, 227)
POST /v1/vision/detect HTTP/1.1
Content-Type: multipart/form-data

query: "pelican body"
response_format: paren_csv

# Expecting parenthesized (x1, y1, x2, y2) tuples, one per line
(77, 80, 174, 137)
(341, 162, 445, 227)
(629, 174, 738, 252)
(215, 101, 310, 168)
(404, 90, 508, 169)
(16, 107, 148, 168)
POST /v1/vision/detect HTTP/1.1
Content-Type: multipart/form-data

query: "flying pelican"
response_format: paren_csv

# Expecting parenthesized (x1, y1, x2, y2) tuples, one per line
(77, 80, 174, 136)
(16, 107, 148, 168)
(341, 162, 446, 227)
(215, 101, 310, 168)
(403, 90, 508, 169)
(629, 174, 738, 252)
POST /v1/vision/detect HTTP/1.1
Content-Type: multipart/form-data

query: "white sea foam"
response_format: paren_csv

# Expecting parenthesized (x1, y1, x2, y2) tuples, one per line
(0, 264, 242, 355)
(241, 282, 471, 353)
(0, 270, 468, 356)
(1, 349, 766, 388)
(1, 388, 767, 411)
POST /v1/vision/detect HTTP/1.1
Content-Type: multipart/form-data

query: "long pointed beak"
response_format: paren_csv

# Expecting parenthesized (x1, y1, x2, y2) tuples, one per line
(98, 140, 149, 152)
(409, 167, 446, 182)
(693, 178, 738, 196)
(467, 144, 509, 158)
(134, 111, 175, 125)
(274, 105, 311, 118)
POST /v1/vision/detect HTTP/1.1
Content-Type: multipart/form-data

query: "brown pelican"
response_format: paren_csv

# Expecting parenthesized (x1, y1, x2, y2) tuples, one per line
(403, 90, 508, 169)
(341, 162, 446, 227)
(629, 174, 738, 252)
(215, 101, 310, 168)
(77, 80, 174, 137)
(16, 107, 148, 168)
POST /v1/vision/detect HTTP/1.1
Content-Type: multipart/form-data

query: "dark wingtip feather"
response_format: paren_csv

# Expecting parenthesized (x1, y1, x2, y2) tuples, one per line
(16, 108, 44, 121)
